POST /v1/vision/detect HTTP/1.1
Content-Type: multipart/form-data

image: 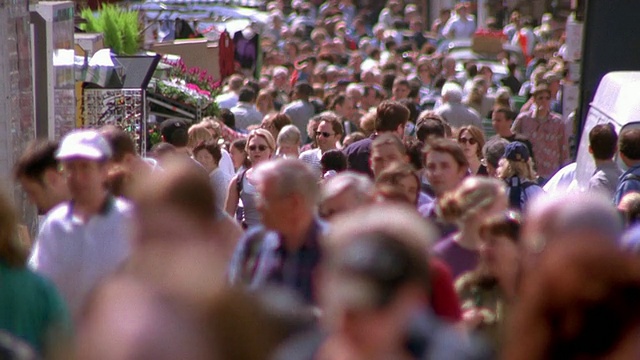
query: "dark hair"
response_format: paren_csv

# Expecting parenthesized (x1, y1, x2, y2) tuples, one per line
(376, 162, 421, 205)
(330, 231, 431, 307)
(405, 139, 425, 170)
(375, 101, 410, 132)
(315, 112, 344, 137)
(381, 72, 397, 94)
(321, 149, 347, 173)
(479, 211, 522, 243)
(294, 82, 314, 98)
(589, 123, 618, 160)
(619, 128, 640, 161)
(424, 139, 469, 170)
(457, 125, 486, 159)
(329, 93, 348, 111)
(493, 107, 516, 121)
(14, 140, 59, 183)
(100, 125, 136, 162)
(193, 140, 222, 165)
(231, 139, 251, 169)
(398, 99, 419, 123)
(161, 119, 189, 147)
(238, 87, 257, 103)
(220, 108, 236, 129)
(270, 113, 292, 133)
(416, 119, 445, 142)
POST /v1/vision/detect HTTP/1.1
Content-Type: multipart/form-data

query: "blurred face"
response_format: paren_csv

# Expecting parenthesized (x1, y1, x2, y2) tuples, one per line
(370, 144, 407, 177)
(194, 149, 216, 173)
(255, 176, 291, 232)
(458, 130, 479, 160)
(320, 189, 363, 219)
(479, 233, 520, 281)
(273, 73, 287, 88)
(336, 98, 356, 119)
(230, 146, 246, 169)
(397, 174, 419, 205)
(61, 158, 108, 202)
(392, 84, 410, 100)
(492, 111, 513, 137)
(424, 151, 466, 197)
(19, 173, 67, 215)
(277, 143, 299, 157)
(316, 121, 340, 152)
(534, 91, 552, 110)
(247, 136, 273, 164)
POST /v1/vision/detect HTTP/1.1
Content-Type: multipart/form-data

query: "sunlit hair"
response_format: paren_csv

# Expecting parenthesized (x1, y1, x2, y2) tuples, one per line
(187, 123, 213, 151)
(0, 191, 28, 267)
(439, 176, 506, 223)
(245, 128, 276, 153)
(497, 157, 537, 181)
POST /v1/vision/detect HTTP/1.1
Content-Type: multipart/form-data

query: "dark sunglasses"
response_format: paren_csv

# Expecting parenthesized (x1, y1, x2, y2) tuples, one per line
(458, 137, 477, 145)
(316, 131, 334, 138)
(249, 145, 268, 152)
(536, 96, 551, 100)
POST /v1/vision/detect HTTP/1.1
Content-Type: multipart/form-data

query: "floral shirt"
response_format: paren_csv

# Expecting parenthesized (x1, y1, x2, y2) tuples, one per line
(512, 110, 570, 179)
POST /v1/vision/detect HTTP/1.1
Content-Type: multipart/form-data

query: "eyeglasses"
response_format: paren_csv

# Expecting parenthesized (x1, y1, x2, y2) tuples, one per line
(249, 145, 268, 152)
(316, 131, 335, 138)
(536, 96, 551, 101)
(458, 137, 477, 145)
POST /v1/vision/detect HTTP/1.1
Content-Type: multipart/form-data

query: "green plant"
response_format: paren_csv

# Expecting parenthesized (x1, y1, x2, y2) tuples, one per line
(80, 5, 141, 55)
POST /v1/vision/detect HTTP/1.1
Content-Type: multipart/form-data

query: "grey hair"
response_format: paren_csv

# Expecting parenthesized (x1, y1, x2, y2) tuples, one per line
(320, 172, 374, 204)
(253, 159, 319, 207)
(276, 125, 302, 146)
(482, 137, 509, 169)
(441, 82, 463, 103)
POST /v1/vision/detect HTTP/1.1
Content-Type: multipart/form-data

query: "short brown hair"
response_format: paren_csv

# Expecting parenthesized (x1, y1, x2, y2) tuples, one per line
(372, 133, 406, 155)
(375, 101, 410, 132)
(100, 125, 136, 162)
(424, 139, 469, 170)
(14, 140, 59, 183)
(192, 140, 222, 165)
(457, 125, 486, 159)
(589, 123, 617, 160)
(314, 112, 344, 137)
(619, 128, 640, 160)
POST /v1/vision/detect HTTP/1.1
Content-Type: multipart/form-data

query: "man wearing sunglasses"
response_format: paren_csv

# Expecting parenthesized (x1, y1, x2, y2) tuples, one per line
(299, 113, 344, 178)
(512, 83, 570, 182)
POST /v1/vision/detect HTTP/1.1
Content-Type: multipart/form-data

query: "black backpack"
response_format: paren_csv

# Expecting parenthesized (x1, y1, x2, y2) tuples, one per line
(507, 177, 536, 210)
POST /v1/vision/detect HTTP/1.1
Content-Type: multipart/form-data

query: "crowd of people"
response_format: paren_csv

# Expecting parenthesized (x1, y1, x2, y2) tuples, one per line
(3, 0, 640, 359)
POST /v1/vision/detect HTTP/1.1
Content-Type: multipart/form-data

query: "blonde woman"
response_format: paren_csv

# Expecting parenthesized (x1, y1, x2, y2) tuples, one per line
(496, 141, 544, 211)
(224, 129, 276, 228)
(432, 176, 509, 279)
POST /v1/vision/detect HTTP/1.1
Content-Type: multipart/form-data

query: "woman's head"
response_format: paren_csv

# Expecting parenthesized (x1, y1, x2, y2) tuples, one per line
(457, 125, 485, 161)
(440, 176, 508, 225)
(187, 123, 213, 151)
(246, 129, 276, 165)
(497, 142, 537, 181)
(256, 90, 275, 114)
(230, 139, 250, 170)
(276, 125, 302, 158)
(375, 163, 420, 205)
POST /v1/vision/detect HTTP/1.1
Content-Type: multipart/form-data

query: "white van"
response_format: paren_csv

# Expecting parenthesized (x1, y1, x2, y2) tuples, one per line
(574, 71, 640, 190)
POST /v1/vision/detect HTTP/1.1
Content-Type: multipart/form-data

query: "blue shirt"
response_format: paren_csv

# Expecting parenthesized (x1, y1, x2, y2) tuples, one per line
(228, 218, 328, 304)
(614, 164, 640, 206)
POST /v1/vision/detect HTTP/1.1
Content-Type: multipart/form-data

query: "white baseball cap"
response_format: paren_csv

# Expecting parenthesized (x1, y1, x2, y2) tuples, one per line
(56, 129, 112, 160)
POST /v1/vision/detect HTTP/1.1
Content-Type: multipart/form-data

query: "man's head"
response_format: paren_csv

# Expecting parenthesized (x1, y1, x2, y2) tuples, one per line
(618, 128, 640, 166)
(227, 74, 245, 93)
(532, 83, 552, 109)
(483, 138, 509, 177)
(14, 140, 70, 214)
(238, 87, 257, 104)
(160, 119, 190, 148)
(492, 107, 516, 137)
(441, 82, 463, 104)
(330, 94, 356, 120)
(391, 78, 411, 101)
(370, 133, 409, 177)
(319, 172, 374, 219)
(589, 123, 618, 161)
(56, 130, 113, 202)
(424, 139, 468, 197)
(251, 159, 318, 234)
(294, 82, 314, 100)
(314, 112, 344, 153)
(100, 126, 137, 164)
(375, 101, 410, 138)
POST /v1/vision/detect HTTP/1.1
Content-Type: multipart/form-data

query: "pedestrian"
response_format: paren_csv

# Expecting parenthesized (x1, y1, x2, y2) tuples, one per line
(587, 124, 622, 198)
(457, 125, 487, 175)
(299, 112, 344, 178)
(497, 142, 544, 211)
(614, 128, 640, 206)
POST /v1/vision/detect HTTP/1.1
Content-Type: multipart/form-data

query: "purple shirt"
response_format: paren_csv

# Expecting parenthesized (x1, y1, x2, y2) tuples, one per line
(432, 235, 478, 279)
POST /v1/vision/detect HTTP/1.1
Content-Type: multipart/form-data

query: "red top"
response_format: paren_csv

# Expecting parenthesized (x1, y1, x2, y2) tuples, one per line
(429, 257, 463, 322)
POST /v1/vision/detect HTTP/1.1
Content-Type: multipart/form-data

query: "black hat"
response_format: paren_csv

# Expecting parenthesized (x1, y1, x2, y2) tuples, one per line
(160, 118, 189, 147)
(504, 141, 530, 162)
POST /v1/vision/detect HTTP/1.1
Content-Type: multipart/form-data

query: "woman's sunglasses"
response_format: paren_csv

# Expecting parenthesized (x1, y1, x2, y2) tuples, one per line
(458, 137, 477, 145)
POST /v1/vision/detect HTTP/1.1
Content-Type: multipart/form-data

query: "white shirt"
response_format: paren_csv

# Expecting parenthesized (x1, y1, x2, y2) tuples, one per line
(29, 197, 133, 320)
(443, 15, 476, 39)
(231, 102, 264, 130)
(219, 149, 235, 180)
(215, 92, 239, 109)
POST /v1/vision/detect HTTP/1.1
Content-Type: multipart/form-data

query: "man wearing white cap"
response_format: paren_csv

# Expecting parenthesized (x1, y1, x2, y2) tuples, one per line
(29, 129, 133, 321)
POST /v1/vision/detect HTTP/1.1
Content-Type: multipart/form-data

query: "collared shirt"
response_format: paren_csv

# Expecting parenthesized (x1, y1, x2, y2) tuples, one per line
(231, 102, 264, 130)
(588, 160, 623, 198)
(614, 164, 640, 206)
(512, 109, 570, 179)
(228, 218, 328, 304)
(299, 148, 323, 178)
(29, 196, 133, 320)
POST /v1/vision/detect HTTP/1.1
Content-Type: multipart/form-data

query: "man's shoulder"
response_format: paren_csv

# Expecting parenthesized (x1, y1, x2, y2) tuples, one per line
(344, 137, 373, 154)
(300, 148, 321, 160)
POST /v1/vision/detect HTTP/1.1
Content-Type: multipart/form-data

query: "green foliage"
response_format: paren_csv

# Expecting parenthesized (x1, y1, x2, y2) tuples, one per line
(79, 5, 141, 55)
